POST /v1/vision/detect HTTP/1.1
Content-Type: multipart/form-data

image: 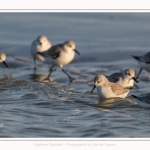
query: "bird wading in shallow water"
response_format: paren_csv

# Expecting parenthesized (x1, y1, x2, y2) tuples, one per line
(30, 35, 52, 73)
(91, 75, 131, 99)
(106, 68, 138, 88)
(131, 51, 150, 79)
(132, 94, 150, 108)
(37, 40, 80, 82)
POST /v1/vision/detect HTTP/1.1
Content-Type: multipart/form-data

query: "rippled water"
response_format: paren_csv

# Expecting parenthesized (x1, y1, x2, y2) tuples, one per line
(1, 13, 150, 137)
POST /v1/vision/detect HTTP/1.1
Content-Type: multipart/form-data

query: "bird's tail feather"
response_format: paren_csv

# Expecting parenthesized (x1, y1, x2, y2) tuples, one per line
(131, 55, 140, 60)
(131, 55, 144, 62)
(131, 95, 138, 98)
(37, 52, 48, 58)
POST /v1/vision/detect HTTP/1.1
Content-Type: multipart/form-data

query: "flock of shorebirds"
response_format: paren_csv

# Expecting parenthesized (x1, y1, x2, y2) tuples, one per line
(1, 35, 150, 108)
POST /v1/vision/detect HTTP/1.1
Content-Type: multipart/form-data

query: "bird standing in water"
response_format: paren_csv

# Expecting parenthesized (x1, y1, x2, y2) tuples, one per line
(30, 35, 52, 73)
(38, 40, 80, 82)
(131, 51, 150, 79)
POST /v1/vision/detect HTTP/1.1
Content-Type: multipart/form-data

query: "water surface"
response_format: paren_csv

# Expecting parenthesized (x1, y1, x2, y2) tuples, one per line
(0, 13, 150, 137)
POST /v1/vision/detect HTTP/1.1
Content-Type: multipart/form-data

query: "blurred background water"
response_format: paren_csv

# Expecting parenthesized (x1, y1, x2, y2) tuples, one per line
(0, 13, 150, 137)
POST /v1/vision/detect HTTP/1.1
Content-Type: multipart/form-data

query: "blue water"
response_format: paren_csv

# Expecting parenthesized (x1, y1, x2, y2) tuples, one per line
(0, 13, 150, 137)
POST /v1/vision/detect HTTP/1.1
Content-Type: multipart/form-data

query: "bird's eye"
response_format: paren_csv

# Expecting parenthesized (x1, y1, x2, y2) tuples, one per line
(97, 81, 100, 83)
(128, 74, 131, 76)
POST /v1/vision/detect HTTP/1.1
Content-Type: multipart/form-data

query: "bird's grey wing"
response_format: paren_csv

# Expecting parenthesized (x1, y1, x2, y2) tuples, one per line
(48, 44, 62, 59)
(131, 52, 150, 63)
(131, 55, 144, 62)
(110, 83, 129, 95)
(144, 51, 150, 63)
(107, 73, 122, 83)
(37, 44, 62, 59)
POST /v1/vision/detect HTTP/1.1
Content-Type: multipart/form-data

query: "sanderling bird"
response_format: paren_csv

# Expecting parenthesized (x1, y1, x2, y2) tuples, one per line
(37, 40, 80, 82)
(91, 75, 131, 99)
(106, 69, 138, 88)
(0, 52, 8, 69)
(30, 35, 52, 70)
(132, 94, 150, 107)
(131, 51, 150, 79)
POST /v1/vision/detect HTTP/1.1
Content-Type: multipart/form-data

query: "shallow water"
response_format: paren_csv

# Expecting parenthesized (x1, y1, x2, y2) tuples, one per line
(0, 13, 150, 137)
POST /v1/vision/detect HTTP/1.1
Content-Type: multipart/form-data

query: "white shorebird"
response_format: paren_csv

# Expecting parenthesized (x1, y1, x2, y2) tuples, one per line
(106, 69, 138, 88)
(30, 35, 52, 70)
(132, 94, 150, 107)
(91, 75, 131, 99)
(131, 51, 150, 79)
(37, 40, 80, 82)
(0, 52, 8, 69)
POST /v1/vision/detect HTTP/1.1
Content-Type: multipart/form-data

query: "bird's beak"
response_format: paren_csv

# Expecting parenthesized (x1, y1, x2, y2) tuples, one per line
(91, 85, 96, 93)
(74, 49, 80, 55)
(132, 77, 138, 83)
(2, 61, 8, 69)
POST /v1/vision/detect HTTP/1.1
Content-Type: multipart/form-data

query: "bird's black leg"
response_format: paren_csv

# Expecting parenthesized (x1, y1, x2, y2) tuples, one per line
(47, 65, 55, 79)
(136, 68, 143, 80)
(62, 68, 75, 82)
